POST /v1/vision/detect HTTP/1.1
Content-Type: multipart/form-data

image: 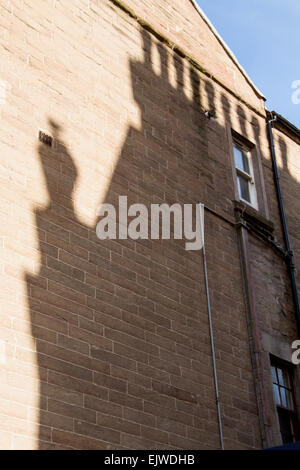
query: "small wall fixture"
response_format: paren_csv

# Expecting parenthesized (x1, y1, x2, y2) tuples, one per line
(39, 130, 54, 147)
(204, 109, 216, 120)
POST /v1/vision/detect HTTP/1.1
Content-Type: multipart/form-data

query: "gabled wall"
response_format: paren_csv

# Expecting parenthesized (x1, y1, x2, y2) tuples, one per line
(0, 0, 298, 450)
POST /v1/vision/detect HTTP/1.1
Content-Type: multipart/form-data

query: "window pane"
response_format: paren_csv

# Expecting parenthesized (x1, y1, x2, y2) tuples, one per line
(273, 384, 281, 406)
(278, 408, 294, 444)
(280, 387, 288, 408)
(279, 387, 294, 410)
(278, 368, 292, 396)
(234, 147, 244, 170)
(234, 146, 250, 174)
(272, 366, 278, 384)
(278, 368, 285, 387)
(286, 390, 293, 410)
(284, 370, 291, 388)
(237, 175, 251, 203)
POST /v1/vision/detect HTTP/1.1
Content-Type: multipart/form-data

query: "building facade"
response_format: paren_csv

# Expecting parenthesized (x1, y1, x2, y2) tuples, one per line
(0, 0, 299, 449)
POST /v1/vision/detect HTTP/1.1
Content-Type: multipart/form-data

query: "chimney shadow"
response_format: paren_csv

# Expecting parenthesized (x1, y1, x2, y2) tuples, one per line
(24, 25, 300, 451)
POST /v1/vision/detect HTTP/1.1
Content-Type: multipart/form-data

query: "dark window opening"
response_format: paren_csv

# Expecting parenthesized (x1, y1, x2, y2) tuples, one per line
(271, 359, 300, 444)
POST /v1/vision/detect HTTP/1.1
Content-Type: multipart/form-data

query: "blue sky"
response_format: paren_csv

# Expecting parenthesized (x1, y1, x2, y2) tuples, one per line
(197, 0, 300, 128)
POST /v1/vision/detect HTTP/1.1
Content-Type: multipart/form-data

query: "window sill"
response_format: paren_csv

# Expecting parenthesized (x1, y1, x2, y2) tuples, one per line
(233, 200, 274, 238)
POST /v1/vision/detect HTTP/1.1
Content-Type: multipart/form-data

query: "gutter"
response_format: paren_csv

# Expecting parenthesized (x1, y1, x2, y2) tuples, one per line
(270, 111, 300, 144)
(267, 115, 300, 338)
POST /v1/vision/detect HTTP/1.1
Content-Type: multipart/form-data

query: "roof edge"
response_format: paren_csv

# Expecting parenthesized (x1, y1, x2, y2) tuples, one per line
(268, 110, 300, 142)
(189, 0, 266, 101)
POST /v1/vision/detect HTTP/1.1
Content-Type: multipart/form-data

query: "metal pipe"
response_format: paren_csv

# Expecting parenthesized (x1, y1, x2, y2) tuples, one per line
(267, 116, 300, 338)
(236, 223, 271, 447)
(200, 204, 225, 450)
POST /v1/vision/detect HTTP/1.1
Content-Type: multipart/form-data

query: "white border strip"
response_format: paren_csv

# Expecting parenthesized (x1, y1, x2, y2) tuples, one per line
(189, 0, 266, 100)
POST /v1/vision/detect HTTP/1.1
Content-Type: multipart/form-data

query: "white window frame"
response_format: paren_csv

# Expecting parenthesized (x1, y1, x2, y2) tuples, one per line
(233, 142, 258, 210)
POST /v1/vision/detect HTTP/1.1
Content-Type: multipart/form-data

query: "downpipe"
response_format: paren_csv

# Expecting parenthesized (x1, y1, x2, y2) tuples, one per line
(267, 116, 300, 338)
(200, 204, 225, 450)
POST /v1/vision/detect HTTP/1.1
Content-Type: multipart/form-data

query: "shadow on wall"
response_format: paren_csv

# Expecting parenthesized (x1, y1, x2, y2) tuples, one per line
(24, 25, 299, 450)
(24, 27, 222, 450)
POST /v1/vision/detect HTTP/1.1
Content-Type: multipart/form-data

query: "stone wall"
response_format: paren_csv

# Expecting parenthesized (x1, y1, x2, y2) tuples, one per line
(0, 0, 298, 450)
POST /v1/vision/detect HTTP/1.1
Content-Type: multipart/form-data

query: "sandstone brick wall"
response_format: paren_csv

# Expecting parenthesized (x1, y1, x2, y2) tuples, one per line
(0, 0, 298, 450)
(120, 0, 266, 112)
(271, 127, 300, 296)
